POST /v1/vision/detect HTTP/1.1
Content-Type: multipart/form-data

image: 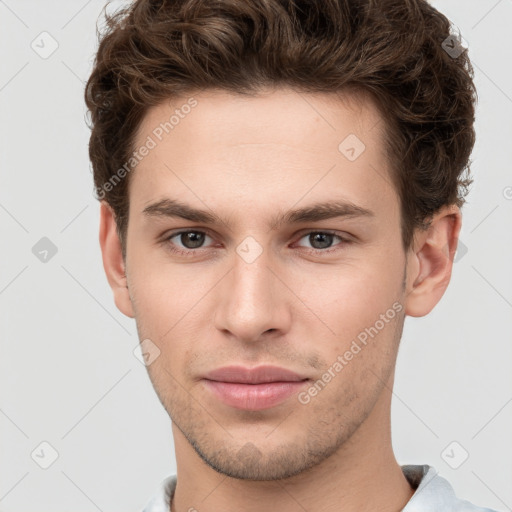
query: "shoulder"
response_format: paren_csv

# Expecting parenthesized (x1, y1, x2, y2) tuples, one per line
(401, 464, 499, 512)
(142, 467, 500, 512)
(141, 474, 177, 512)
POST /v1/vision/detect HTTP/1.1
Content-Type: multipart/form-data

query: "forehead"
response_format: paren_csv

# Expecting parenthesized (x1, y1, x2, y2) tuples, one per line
(135, 87, 384, 152)
(129, 87, 397, 222)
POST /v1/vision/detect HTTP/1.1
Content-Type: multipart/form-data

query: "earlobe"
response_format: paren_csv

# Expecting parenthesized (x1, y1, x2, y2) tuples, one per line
(98, 201, 135, 319)
(404, 205, 462, 318)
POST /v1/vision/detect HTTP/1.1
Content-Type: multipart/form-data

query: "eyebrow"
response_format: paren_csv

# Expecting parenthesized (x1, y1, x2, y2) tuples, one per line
(142, 198, 374, 230)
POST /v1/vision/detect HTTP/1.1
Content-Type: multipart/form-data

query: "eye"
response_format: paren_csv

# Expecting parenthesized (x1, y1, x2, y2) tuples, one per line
(163, 230, 214, 256)
(161, 229, 352, 258)
(294, 231, 350, 254)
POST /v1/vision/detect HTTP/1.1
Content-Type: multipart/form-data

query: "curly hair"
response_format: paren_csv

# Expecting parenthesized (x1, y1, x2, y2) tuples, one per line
(85, 0, 477, 258)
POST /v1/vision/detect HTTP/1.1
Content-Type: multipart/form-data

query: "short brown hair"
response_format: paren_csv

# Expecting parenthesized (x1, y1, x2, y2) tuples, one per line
(85, 0, 477, 258)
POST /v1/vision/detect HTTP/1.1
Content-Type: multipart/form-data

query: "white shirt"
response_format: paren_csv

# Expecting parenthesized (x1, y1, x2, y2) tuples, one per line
(141, 464, 499, 512)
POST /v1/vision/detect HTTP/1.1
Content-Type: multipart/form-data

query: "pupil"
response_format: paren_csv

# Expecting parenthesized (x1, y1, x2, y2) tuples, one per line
(311, 233, 332, 249)
(182, 232, 204, 248)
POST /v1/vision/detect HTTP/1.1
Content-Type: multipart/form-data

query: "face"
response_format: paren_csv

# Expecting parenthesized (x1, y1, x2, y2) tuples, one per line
(113, 88, 413, 480)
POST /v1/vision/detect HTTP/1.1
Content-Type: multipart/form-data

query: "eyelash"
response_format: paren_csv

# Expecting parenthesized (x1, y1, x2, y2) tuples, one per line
(160, 229, 352, 257)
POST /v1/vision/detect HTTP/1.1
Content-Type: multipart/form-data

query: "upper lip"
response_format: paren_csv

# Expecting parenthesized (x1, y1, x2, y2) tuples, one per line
(203, 365, 308, 384)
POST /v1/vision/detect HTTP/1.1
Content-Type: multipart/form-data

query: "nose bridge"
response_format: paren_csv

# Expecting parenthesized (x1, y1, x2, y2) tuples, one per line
(214, 237, 289, 341)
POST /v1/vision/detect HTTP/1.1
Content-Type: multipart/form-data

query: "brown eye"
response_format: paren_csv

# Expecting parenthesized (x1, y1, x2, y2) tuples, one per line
(163, 230, 214, 256)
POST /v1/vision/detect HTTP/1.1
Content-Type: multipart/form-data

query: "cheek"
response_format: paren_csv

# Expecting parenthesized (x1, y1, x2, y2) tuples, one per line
(293, 266, 404, 391)
(129, 255, 210, 318)
(294, 261, 403, 335)
(127, 261, 213, 362)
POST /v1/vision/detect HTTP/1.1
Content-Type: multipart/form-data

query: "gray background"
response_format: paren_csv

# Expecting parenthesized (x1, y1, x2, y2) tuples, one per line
(0, 0, 511, 510)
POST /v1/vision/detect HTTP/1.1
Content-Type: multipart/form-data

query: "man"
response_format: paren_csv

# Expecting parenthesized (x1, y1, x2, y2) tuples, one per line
(85, 0, 497, 510)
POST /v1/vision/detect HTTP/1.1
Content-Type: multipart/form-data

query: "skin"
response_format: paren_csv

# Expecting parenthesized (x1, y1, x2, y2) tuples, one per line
(99, 87, 461, 512)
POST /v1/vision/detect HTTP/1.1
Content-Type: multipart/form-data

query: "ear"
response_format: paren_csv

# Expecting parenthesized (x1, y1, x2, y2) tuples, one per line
(404, 205, 462, 317)
(98, 201, 135, 318)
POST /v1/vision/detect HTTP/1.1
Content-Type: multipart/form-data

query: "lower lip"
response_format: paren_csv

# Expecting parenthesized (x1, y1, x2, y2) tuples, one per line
(203, 380, 309, 410)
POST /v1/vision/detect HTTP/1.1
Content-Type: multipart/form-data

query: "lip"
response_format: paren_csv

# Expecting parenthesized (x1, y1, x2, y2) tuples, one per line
(202, 365, 309, 411)
(204, 365, 307, 384)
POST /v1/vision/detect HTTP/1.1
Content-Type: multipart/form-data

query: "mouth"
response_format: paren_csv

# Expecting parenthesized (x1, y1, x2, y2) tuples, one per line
(202, 365, 310, 411)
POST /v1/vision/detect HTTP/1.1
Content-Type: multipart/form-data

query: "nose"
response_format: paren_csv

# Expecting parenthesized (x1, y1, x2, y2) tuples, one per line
(213, 244, 292, 344)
